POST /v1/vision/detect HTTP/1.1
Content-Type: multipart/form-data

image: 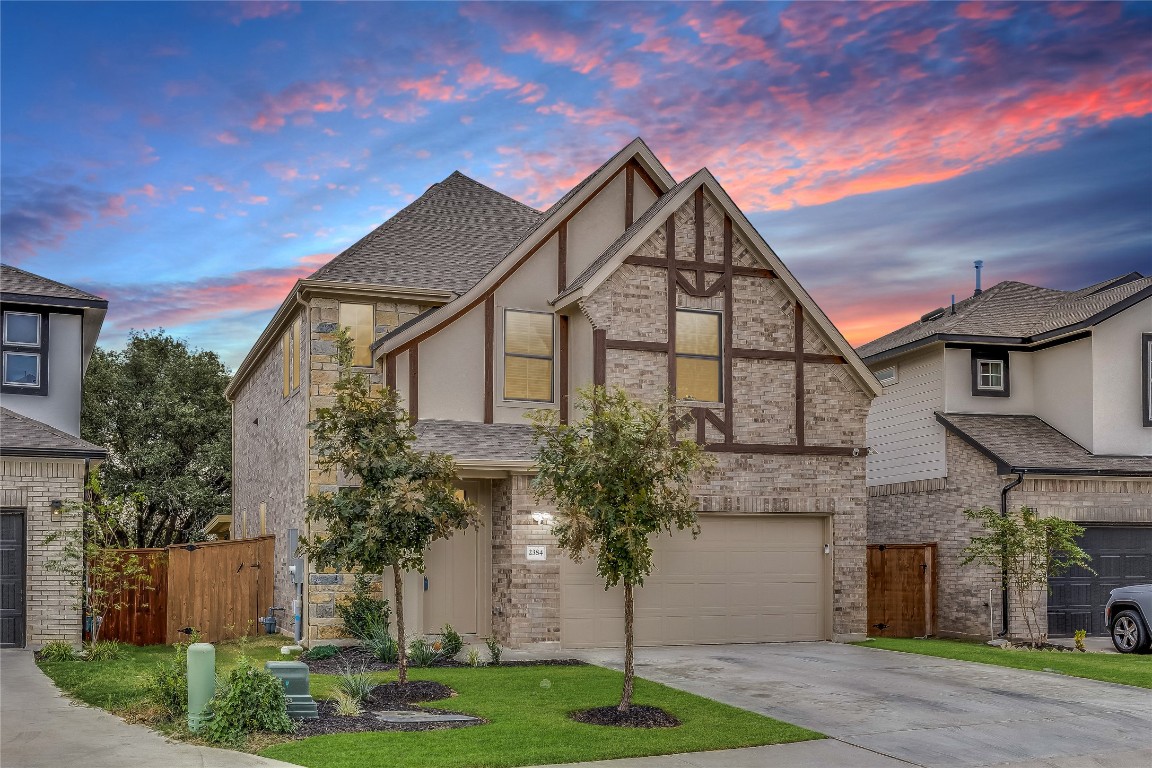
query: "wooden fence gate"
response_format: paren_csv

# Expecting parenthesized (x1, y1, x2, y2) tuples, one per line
(95, 536, 275, 645)
(867, 543, 937, 638)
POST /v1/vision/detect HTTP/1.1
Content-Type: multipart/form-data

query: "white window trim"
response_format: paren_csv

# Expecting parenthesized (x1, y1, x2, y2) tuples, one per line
(976, 359, 1005, 390)
(499, 307, 556, 406)
(3, 311, 40, 347)
(3, 350, 41, 387)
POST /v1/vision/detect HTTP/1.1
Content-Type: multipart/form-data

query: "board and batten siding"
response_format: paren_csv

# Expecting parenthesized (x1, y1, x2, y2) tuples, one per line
(866, 347, 947, 486)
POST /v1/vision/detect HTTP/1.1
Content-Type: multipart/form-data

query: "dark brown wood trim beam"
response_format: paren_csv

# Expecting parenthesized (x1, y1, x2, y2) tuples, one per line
(705, 443, 862, 456)
(731, 348, 846, 364)
(794, 303, 805, 447)
(559, 315, 570, 424)
(625, 255, 777, 280)
(733, 265, 777, 278)
(557, 224, 567, 294)
(722, 215, 734, 443)
(408, 344, 419, 427)
(632, 161, 662, 196)
(484, 296, 494, 424)
(695, 407, 706, 444)
(704, 408, 727, 434)
(694, 186, 705, 263)
(606, 338, 668, 353)
(625, 165, 635, 229)
(593, 328, 606, 387)
(385, 353, 396, 390)
(665, 215, 677, 398)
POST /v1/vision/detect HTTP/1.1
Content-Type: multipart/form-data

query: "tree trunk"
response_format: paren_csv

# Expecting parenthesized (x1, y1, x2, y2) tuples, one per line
(618, 579, 635, 713)
(393, 563, 407, 685)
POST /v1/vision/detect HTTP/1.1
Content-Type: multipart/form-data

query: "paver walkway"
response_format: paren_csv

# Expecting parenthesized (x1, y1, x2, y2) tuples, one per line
(0, 649, 298, 768)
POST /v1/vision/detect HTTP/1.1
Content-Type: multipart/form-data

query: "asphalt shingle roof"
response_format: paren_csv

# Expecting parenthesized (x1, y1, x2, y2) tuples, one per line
(858, 273, 1151, 360)
(413, 420, 536, 463)
(0, 408, 107, 458)
(935, 412, 1152, 476)
(1, 264, 106, 304)
(308, 172, 542, 295)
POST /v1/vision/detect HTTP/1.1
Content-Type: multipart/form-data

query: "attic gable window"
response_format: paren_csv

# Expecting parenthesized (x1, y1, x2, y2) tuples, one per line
(503, 309, 554, 402)
(675, 309, 722, 402)
(875, 365, 898, 387)
(970, 348, 1010, 398)
(340, 302, 375, 368)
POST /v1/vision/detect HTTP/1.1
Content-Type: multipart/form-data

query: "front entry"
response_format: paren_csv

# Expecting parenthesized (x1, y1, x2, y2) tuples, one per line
(1, 510, 26, 648)
(422, 482, 487, 635)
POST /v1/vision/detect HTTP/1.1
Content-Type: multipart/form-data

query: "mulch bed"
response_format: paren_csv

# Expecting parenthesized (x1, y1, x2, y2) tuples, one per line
(570, 705, 681, 728)
(291, 681, 485, 737)
(302, 645, 586, 674)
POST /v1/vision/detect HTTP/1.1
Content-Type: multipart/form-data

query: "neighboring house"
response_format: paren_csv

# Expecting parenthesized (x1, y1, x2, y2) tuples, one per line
(858, 271, 1152, 639)
(227, 138, 881, 649)
(0, 265, 108, 648)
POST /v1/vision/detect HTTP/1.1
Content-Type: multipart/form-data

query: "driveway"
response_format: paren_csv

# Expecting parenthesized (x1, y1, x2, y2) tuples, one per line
(0, 649, 298, 768)
(577, 642, 1152, 768)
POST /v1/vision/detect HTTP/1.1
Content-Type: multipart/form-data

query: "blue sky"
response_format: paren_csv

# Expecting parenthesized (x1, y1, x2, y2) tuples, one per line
(2, 1, 1150, 367)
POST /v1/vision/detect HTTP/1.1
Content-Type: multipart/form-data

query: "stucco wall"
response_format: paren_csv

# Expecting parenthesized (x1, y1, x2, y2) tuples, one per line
(943, 347, 1035, 415)
(1032, 337, 1094, 451)
(6, 312, 83, 437)
(1092, 301, 1152, 455)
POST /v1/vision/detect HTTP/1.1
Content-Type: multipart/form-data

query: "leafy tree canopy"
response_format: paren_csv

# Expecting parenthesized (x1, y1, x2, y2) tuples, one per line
(81, 329, 231, 547)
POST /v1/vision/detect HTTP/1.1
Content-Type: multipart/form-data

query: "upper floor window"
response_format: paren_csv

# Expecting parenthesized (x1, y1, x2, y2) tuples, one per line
(1142, 333, 1151, 427)
(503, 309, 554, 402)
(875, 365, 898, 387)
(281, 319, 300, 398)
(676, 309, 722, 402)
(339, 302, 374, 368)
(2, 310, 47, 395)
(970, 348, 1010, 398)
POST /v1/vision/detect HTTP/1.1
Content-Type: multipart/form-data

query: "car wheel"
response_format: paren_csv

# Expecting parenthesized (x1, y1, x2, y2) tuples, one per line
(1110, 610, 1151, 654)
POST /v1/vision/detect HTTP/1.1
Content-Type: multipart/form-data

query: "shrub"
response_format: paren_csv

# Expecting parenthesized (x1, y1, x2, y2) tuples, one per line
(466, 647, 482, 668)
(485, 636, 502, 666)
(336, 666, 376, 704)
(439, 624, 463, 659)
(144, 642, 191, 720)
(331, 689, 362, 717)
(407, 638, 441, 668)
(84, 640, 125, 661)
(37, 641, 78, 662)
(202, 658, 293, 745)
(362, 611, 398, 663)
(301, 644, 340, 661)
(335, 574, 391, 641)
(1074, 629, 1087, 652)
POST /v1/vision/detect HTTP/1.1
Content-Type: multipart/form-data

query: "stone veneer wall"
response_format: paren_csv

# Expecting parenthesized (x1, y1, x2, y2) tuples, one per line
(868, 433, 1152, 639)
(1, 458, 87, 648)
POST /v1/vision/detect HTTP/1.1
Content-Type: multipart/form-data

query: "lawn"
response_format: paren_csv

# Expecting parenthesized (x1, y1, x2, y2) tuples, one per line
(857, 637, 1152, 689)
(38, 638, 822, 768)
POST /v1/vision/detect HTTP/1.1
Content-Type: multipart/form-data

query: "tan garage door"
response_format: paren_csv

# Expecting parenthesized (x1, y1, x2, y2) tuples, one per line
(560, 515, 827, 649)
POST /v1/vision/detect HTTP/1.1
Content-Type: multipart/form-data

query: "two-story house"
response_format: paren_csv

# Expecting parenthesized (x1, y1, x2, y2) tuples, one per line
(0, 265, 108, 648)
(227, 138, 882, 650)
(859, 270, 1152, 640)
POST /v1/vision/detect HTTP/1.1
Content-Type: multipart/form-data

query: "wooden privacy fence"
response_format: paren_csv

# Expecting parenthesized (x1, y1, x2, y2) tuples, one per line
(867, 543, 937, 638)
(94, 536, 275, 645)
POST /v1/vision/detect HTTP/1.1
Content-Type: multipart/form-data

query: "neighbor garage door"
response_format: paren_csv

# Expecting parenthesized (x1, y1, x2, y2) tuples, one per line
(1048, 526, 1152, 636)
(560, 515, 827, 649)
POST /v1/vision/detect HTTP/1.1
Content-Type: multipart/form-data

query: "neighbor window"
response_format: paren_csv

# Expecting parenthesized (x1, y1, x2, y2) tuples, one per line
(2, 310, 46, 393)
(970, 348, 1010, 397)
(281, 320, 300, 397)
(503, 309, 554, 402)
(875, 365, 898, 387)
(340, 302, 375, 367)
(675, 309, 722, 402)
(1142, 333, 1151, 427)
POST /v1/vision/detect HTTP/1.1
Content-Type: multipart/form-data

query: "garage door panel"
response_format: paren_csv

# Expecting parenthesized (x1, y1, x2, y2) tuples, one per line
(561, 516, 827, 649)
(1048, 525, 1152, 637)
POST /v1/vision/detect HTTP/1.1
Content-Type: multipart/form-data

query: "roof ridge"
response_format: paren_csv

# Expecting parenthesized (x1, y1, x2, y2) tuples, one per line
(442, 170, 540, 216)
(0, 263, 105, 301)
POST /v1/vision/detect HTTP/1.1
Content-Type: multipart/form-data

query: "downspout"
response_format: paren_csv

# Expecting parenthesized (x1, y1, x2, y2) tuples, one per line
(998, 471, 1024, 637)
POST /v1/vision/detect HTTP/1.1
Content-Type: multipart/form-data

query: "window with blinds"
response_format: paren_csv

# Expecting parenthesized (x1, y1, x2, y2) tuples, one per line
(503, 309, 554, 402)
(675, 309, 722, 402)
(340, 302, 375, 367)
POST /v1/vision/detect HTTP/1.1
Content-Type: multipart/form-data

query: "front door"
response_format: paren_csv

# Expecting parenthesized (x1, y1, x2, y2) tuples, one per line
(423, 483, 481, 634)
(1, 510, 26, 648)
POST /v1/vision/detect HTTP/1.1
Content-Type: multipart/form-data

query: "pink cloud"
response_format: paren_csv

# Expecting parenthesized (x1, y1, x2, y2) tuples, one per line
(215, 131, 241, 145)
(503, 29, 604, 75)
(395, 73, 461, 102)
(225, 1, 300, 25)
(457, 61, 521, 91)
(250, 81, 349, 132)
(956, 2, 1017, 21)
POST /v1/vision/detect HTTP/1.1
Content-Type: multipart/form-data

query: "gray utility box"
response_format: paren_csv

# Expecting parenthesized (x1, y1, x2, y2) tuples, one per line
(265, 661, 319, 719)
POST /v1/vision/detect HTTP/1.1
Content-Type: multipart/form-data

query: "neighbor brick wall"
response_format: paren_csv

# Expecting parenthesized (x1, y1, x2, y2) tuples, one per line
(1, 458, 87, 648)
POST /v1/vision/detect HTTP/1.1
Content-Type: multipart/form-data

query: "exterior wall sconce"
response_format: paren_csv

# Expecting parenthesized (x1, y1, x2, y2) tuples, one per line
(49, 499, 63, 520)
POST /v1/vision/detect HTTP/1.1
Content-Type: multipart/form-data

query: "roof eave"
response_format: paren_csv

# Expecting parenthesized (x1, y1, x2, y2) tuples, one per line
(0, 446, 108, 460)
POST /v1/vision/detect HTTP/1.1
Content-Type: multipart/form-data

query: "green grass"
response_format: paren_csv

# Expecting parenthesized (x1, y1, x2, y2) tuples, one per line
(857, 637, 1152, 689)
(38, 638, 821, 768)
(263, 665, 820, 768)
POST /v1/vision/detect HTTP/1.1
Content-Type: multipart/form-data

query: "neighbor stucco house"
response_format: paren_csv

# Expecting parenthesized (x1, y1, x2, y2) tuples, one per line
(0, 265, 108, 648)
(858, 272, 1152, 639)
(227, 138, 882, 649)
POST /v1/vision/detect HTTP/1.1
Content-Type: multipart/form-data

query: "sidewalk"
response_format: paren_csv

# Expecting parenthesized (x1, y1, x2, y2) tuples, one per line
(0, 649, 298, 768)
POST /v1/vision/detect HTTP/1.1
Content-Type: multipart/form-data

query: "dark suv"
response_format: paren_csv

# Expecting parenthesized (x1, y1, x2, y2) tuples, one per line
(1105, 585, 1152, 654)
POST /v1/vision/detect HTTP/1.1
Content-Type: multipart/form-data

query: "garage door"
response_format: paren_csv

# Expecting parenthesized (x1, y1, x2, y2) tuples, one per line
(1048, 526, 1152, 636)
(560, 515, 827, 649)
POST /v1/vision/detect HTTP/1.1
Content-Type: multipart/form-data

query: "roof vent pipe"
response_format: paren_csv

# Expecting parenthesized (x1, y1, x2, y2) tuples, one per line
(950, 294, 956, 314)
(973, 260, 984, 296)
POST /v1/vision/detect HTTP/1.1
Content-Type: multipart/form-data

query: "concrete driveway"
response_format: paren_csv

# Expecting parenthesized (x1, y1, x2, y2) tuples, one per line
(577, 642, 1152, 768)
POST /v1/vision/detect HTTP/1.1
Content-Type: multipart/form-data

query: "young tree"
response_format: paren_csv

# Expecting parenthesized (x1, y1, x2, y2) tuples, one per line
(298, 330, 475, 685)
(530, 386, 714, 712)
(961, 505, 1093, 646)
(44, 477, 152, 643)
(81, 330, 231, 547)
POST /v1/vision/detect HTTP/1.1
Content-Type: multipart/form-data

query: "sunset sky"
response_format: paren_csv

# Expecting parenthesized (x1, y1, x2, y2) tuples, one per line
(2, 1, 1150, 368)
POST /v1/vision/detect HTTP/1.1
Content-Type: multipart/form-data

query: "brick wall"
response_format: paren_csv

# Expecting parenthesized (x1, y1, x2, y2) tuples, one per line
(1, 458, 87, 648)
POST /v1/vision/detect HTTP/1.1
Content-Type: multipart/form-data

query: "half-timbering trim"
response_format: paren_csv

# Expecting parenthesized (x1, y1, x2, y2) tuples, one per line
(625, 165, 635, 228)
(665, 215, 677, 398)
(408, 344, 419, 426)
(385, 353, 396, 389)
(624, 254, 777, 279)
(706, 443, 861, 456)
(559, 314, 570, 424)
(484, 296, 494, 424)
(557, 223, 567, 294)
(723, 215, 734, 443)
(593, 328, 606, 386)
(605, 338, 667, 353)
(795, 303, 805, 447)
(732, 348, 845, 364)
(631, 160, 661, 196)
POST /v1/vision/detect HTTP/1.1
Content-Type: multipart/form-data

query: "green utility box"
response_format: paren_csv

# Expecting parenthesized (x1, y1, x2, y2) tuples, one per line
(265, 661, 319, 719)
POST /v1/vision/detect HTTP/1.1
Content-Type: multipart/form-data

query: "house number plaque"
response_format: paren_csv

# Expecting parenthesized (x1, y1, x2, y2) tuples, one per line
(526, 545, 547, 561)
